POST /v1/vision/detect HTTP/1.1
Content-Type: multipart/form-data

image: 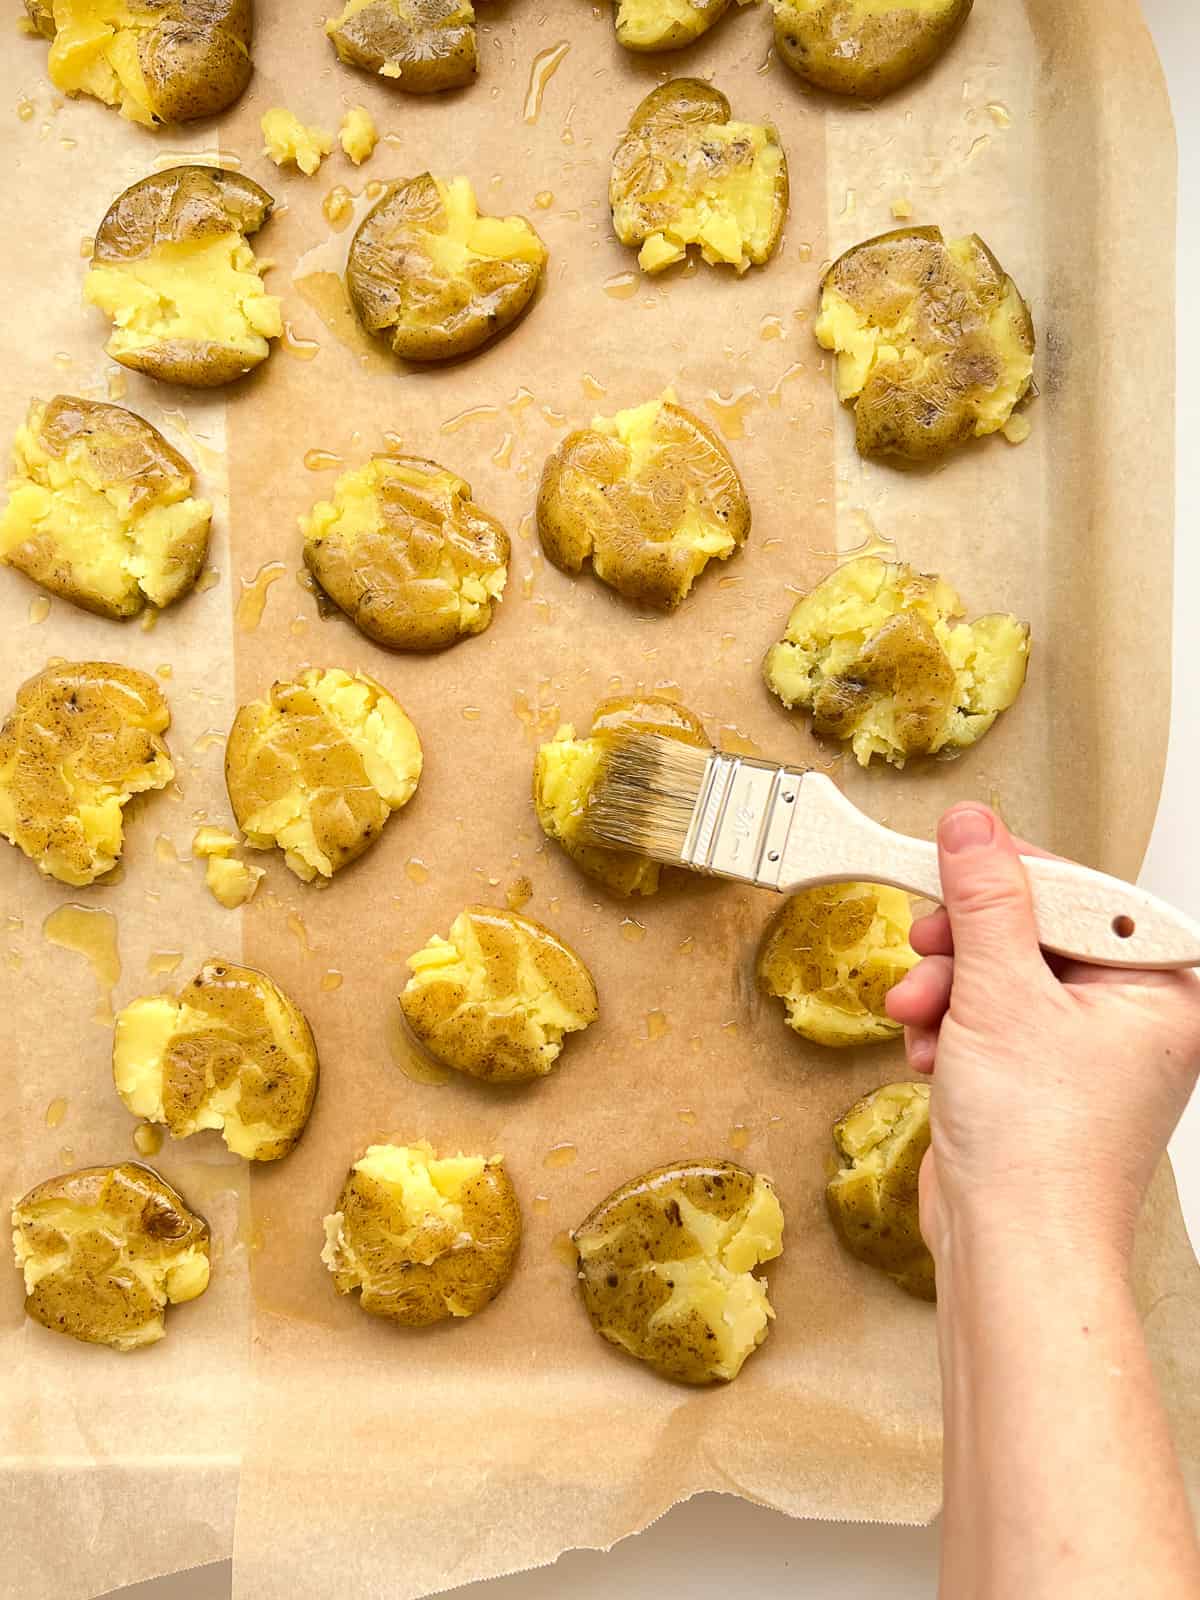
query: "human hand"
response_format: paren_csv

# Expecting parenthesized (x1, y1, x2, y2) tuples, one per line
(885, 804, 1200, 1268)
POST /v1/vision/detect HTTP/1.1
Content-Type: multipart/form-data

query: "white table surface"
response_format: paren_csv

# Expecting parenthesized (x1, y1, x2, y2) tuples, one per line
(110, 4, 1198, 1595)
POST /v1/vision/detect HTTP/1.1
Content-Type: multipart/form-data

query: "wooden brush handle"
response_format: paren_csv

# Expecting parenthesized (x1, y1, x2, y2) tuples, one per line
(786, 774, 1200, 970)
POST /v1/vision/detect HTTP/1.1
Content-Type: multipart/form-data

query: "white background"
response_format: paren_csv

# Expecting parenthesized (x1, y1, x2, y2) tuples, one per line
(115, 2, 1197, 1594)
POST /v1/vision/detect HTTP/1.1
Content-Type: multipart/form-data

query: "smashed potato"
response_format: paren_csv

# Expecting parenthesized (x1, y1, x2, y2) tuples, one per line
(11, 1162, 210, 1350)
(0, 396, 211, 618)
(24, 0, 252, 125)
(113, 959, 318, 1161)
(322, 1142, 521, 1325)
(613, 0, 732, 52)
(611, 80, 788, 275)
(261, 108, 333, 176)
(573, 1160, 784, 1384)
(325, 0, 477, 93)
(817, 226, 1034, 460)
(827, 1081, 934, 1300)
(0, 661, 173, 886)
(84, 166, 282, 388)
(226, 667, 422, 882)
(400, 907, 598, 1083)
(764, 555, 1030, 766)
(302, 455, 509, 650)
(537, 393, 749, 610)
(772, 0, 972, 99)
(347, 175, 547, 361)
(534, 695, 709, 897)
(757, 882, 918, 1047)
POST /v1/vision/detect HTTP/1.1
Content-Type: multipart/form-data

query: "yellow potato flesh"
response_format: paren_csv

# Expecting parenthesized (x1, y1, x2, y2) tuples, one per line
(340, 105, 378, 164)
(85, 232, 282, 369)
(533, 727, 605, 843)
(615, 0, 720, 48)
(205, 854, 263, 907)
(322, 1143, 484, 1276)
(787, 0, 948, 10)
(633, 123, 784, 274)
(765, 555, 1029, 766)
(828, 1081, 934, 1299)
(262, 108, 334, 176)
(41, 0, 156, 125)
(0, 410, 211, 614)
(424, 177, 546, 275)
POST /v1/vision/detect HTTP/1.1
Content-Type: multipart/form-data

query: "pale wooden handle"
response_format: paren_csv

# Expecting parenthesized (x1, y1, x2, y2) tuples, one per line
(784, 774, 1200, 970)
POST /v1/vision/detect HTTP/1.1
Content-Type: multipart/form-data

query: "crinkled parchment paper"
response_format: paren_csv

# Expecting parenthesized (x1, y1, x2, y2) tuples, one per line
(1, 3, 1196, 1598)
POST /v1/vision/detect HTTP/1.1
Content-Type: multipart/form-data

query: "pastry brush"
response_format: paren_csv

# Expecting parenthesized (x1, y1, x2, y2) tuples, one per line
(575, 734, 1200, 970)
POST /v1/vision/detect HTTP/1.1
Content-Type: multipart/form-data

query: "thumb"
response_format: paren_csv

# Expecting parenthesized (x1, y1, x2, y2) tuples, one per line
(937, 804, 1043, 1005)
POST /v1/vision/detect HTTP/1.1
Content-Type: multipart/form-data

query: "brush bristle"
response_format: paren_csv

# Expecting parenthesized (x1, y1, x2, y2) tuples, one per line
(576, 734, 713, 862)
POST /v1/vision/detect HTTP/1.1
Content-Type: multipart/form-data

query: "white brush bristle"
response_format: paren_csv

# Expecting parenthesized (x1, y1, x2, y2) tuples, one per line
(577, 734, 712, 862)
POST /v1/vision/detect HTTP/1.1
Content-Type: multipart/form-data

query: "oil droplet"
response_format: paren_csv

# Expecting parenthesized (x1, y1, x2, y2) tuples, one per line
(492, 430, 515, 468)
(387, 1015, 450, 1085)
(53, 351, 72, 370)
(45, 1097, 68, 1129)
(147, 950, 183, 976)
(891, 197, 914, 221)
(986, 101, 1011, 128)
(767, 361, 806, 409)
(679, 936, 695, 956)
(523, 41, 570, 124)
(293, 270, 389, 373)
(532, 1194, 551, 1216)
(405, 858, 430, 884)
(965, 134, 991, 162)
(717, 725, 763, 758)
(79, 235, 94, 258)
(155, 834, 179, 867)
(28, 595, 51, 624)
(620, 917, 645, 943)
(543, 1142, 577, 1169)
(320, 969, 344, 991)
(645, 1009, 669, 1042)
(287, 912, 312, 954)
(140, 606, 159, 633)
(602, 271, 638, 301)
(43, 905, 120, 1026)
(551, 1229, 577, 1266)
(705, 386, 759, 441)
(722, 1020, 740, 1037)
(581, 372, 606, 399)
(17, 94, 36, 122)
(281, 322, 320, 361)
(677, 1108, 697, 1127)
(236, 561, 286, 632)
(461, 705, 482, 721)
(759, 314, 784, 341)
(534, 190, 554, 209)
(506, 876, 533, 912)
(441, 403, 500, 433)
(59, 1145, 77, 1166)
(106, 368, 128, 401)
(323, 184, 355, 229)
(156, 663, 173, 679)
(729, 1124, 750, 1152)
(191, 729, 224, 756)
(304, 447, 344, 472)
(196, 566, 220, 593)
(133, 1123, 164, 1157)
(797, 242, 813, 263)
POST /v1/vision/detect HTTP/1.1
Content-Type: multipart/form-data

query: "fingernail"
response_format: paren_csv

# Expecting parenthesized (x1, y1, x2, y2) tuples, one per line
(940, 806, 995, 854)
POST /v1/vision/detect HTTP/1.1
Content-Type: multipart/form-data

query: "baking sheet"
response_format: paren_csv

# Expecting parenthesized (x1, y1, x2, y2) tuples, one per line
(1, 2, 1195, 1597)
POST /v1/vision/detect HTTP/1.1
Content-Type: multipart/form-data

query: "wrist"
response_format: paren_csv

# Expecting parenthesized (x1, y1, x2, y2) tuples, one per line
(929, 1197, 1135, 1299)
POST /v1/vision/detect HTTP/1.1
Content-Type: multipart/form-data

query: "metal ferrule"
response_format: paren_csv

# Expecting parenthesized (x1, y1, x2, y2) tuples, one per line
(683, 755, 806, 888)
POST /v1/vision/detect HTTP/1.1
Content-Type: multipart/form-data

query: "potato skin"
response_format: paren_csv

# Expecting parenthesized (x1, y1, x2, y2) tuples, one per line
(346, 175, 546, 362)
(826, 1082, 935, 1300)
(326, 0, 477, 92)
(537, 400, 749, 610)
(0, 660, 173, 885)
(773, 0, 972, 99)
(303, 455, 509, 651)
(12, 1162, 210, 1349)
(533, 694, 709, 897)
(25, 0, 253, 124)
(614, 0, 732, 52)
(325, 1153, 521, 1325)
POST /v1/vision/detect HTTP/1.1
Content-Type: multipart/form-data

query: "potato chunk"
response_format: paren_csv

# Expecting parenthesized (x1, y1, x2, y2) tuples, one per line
(610, 80, 788, 275)
(613, 0, 732, 52)
(0, 660, 173, 886)
(84, 166, 282, 389)
(340, 105, 379, 164)
(226, 667, 422, 883)
(573, 1160, 784, 1384)
(401, 907, 598, 1083)
(816, 226, 1034, 460)
(0, 396, 211, 618)
(261, 108, 334, 176)
(827, 1081, 934, 1300)
(346, 174, 547, 361)
(322, 1143, 521, 1325)
(191, 826, 265, 908)
(537, 394, 749, 610)
(764, 555, 1030, 767)
(534, 695, 709, 897)
(325, 0, 477, 93)
(757, 882, 918, 1047)
(24, 0, 252, 125)
(11, 1162, 210, 1350)
(772, 0, 973, 100)
(113, 960, 319, 1161)
(302, 456, 509, 650)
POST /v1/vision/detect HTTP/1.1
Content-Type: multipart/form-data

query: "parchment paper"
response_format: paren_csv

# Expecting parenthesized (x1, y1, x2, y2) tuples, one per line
(1, 2, 1194, 1597)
